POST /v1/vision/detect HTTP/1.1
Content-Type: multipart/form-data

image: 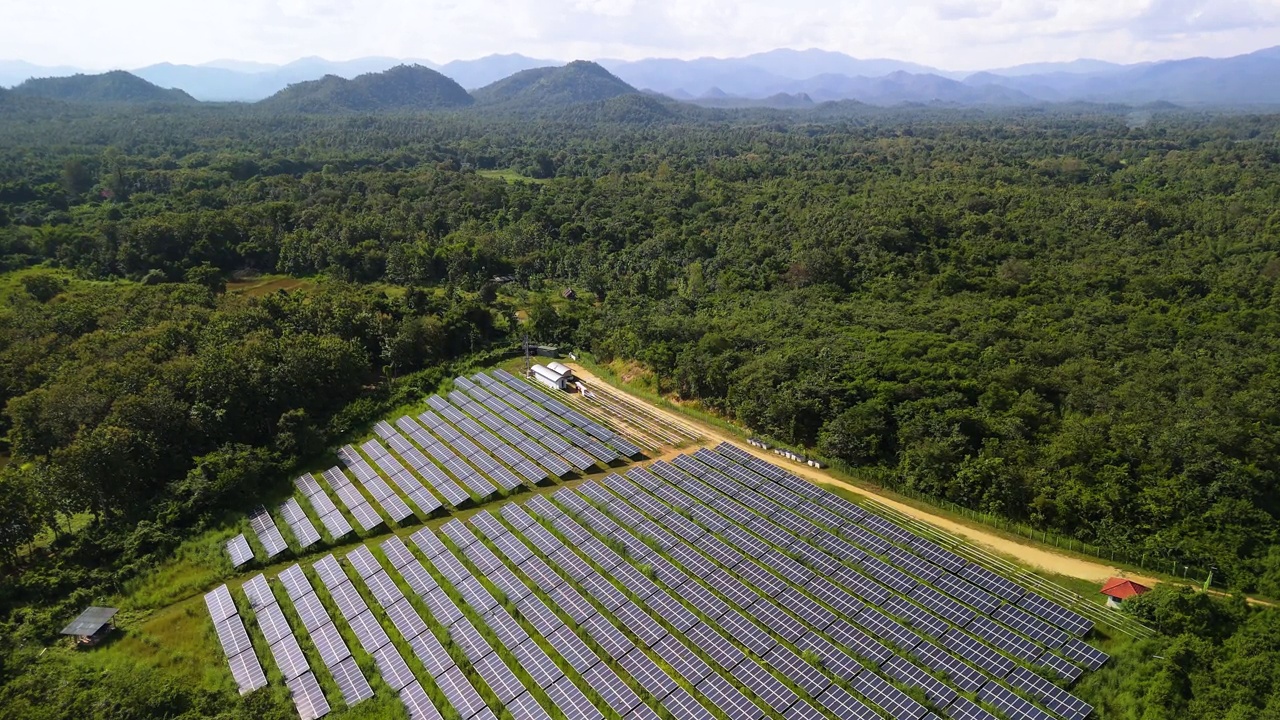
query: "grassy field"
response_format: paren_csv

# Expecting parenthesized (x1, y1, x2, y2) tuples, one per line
(476, 169, 550, 184)
(225, 274, 316, 297)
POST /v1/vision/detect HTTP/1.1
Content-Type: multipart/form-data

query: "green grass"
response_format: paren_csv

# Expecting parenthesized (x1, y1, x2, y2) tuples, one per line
(225, 274, 315, 297)
(476, 168, 549, 184)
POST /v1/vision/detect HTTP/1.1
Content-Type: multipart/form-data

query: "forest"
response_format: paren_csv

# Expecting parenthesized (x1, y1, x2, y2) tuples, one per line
(0, 101, 1279, 717)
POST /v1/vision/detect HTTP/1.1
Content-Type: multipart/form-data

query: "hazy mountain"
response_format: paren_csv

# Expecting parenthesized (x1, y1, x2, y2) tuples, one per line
(199, 59, 280, 73)
(0, 60, 87, 88)
(11, 70, 196, 104)
(5, 45, 1280, 107)
(691, 92, 816, 109)
(133, 56, 432, 101)
(439, 54, 561, 90)
(980, 59, 1133, 77)
(603, 48, 948, 97)
(965, 46, 1280, 105)
(472, 61, 637, 107)
(258, 64, 473, 112)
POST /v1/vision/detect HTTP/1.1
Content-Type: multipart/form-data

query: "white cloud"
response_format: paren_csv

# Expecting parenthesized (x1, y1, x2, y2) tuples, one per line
(1, 0, 1277, 71)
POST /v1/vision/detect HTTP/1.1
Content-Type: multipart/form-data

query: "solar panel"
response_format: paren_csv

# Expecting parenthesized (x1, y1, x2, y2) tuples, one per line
(961, 564, 1028, 602)
(1038, 649, 1085, 683)
(331, 655, 374, 707)
(227, 649, 268, 696)
(507, 691, 553, 720)
(881, 654, 959, 708)
(310, 621, 350, 667)
(547, 625, 600, 674)
(907, 638, 988, 692)
(312, 554, 347, 591)
(859, 605, 924, 651)
(270, 632, 311, 682)
(256, 602, 293, 645)
(937, 628, 1016, 678)
(329, 581, 369, 623)
(934, 572, 1002, 615)
(473, 651, 525, 703)
(613, 601, 667, 646)
(1062, 637, 1110, 670)
(730, 658, 799, 714)
(317, 510, 354, 540)
(977, 682, 1057, 720)
(385, 598, 429, 641)
(227, 534, 254, 567)
(995, 603, 1069, 648)
(512, 638, 563, 686)
(884, 595, 951, 638)
(347, 500, 385, 532)
(582, 613, 634, 658)
(278, 564, 313, 600)
(214, 615, 254, 657)
(242, 574, 274, 609)
(437, 665, 487, 719)
(815, 685, 881, 720)
(765, 645, 831, 697)
(581, 662, 640, 714)
(792, 632, 862, 681)
(852, 670, 930, 720)
(826, 619, 894, 666)
(1007, 666, 1094, 720)
(908, 583, 977, 627)
(347, 609, 390, 652)
(546, 676, 604, 720)
(408, 630, 455, 676)
(618, 647, 678, 700)
(344, 545, 380, 579)
(280, 498, 322, 548)
(946, 696, 999, 720)
(717, 608, 775, 656)
(372, 643, 416, 691)
(1017, 592, 1094, 636)
(294, 592, 331, 633)
(250, 506, 290, 558)
(967, 615, 1044, 662)
(205, 585, 238, 622)
(684, 621, 745, 671)
(661, 686, 715, 720)
(697, 671, 765, 720)
(449, 617, 494, 664)
(516, 594, 563, 637)
(365, 570, 406, 608)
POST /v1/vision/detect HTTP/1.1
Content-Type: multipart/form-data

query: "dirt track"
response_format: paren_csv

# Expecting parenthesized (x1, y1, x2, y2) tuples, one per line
(569, 362, 1160, 588)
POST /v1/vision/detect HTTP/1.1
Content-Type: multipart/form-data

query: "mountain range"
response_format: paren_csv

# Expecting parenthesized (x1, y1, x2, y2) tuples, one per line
(4, 45, 1280, 108)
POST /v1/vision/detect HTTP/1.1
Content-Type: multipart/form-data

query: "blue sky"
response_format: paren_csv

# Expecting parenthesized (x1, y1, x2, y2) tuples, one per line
(5, 0, 1279, 70)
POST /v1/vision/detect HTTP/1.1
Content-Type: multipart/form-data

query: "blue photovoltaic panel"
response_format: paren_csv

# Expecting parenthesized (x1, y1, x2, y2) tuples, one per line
(331, 655, 374, 707)
(227, 649, 268, 696)
(1062, 637, 1110, 670)
(269, 632, 311, 682)
(698, 671, 766, 720)
(994, 603, 1070, 648)
(249, 506, 289, 558)
(909, 639, 989, 693)
(214, 615, 254, 657)
(294, 592, 332, 633)
(507, 691, 552, 720)
(881, 654, 959, 708)
(226, 534, 254, 567)
(946, 696, 999, 720)
(815, 686, 880, 720)
(582, 662, 641, 715)
(286, 671, 330, 720)
(1038, 649, 1085, 683)
(1018, 591, 1095, 637)
(967, 615, 1044, 662)
(256, 602, 292, 646)
(1006, 666, 1094, 720)
(205, 584, 238, 622)
(546, 676, 604, 720)
(938, 629, 1016, 679)
(851, 670, 930, 720)
(241, 574, 274, 609)
(311, 621, 351, 667)
(977, 683, 1057, 720)
(961, 563, 1028, 603)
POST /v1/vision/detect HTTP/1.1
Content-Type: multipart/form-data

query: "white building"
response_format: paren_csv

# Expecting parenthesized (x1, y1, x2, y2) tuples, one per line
(531, 364, 569, 391)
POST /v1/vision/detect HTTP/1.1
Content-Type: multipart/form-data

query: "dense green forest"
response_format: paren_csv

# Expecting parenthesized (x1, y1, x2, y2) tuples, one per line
(1, 100, 1279, 717)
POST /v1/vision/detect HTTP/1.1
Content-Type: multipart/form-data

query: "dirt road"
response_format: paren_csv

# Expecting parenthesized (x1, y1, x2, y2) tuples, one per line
(569, 362, 1160, 587)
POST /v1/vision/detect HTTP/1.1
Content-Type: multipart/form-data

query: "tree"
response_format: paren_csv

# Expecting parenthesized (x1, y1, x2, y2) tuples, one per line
(19, 273, 65, 303)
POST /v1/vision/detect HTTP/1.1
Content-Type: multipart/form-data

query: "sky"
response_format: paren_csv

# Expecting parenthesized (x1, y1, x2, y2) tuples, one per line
(4, 0, 1280, 71)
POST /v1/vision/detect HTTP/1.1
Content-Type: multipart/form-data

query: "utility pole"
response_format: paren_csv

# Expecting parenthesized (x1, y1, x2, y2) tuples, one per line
(523, 333, 531, 374)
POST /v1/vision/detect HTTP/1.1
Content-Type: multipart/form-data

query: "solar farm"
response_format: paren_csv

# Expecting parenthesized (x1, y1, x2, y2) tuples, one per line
(207, 367, 1131, 720)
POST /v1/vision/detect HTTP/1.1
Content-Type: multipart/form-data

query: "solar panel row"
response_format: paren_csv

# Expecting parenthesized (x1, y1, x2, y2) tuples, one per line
(249, 506, 289, 558)
(205, 585, 267, 696)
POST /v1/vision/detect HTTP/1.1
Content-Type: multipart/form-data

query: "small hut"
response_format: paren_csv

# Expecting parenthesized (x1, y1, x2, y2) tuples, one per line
(60, 606, 119, 646)
(1099, 578, 1151, 608)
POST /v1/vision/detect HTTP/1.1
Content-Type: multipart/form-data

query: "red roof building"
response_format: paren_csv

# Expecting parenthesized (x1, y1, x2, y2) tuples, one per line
(1100, 577, 1151, 605)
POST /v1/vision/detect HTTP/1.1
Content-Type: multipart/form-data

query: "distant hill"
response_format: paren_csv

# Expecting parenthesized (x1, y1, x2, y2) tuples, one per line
(692, 92, 816, 109)
(257, 64, 473, 112)
(439, 54, 561, 90)
(11, 70, 195, 103)
(472, 61, 637, 107)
